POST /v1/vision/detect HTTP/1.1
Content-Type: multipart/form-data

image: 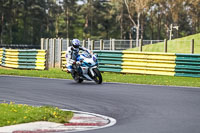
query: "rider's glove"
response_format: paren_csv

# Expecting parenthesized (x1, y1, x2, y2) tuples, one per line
(70, 60, 76, 64)
(76, 61, 81, 65)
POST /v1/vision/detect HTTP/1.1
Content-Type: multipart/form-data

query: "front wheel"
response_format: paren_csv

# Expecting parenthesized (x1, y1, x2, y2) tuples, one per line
(93, 68, 102, 84)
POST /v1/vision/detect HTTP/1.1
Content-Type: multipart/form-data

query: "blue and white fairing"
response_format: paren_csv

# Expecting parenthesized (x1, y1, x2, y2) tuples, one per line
(76, 52, 98, 81)
(77, 53, 98, 67)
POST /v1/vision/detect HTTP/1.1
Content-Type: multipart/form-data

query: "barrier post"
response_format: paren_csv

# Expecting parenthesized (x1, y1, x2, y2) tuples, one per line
(164, 39, 168, 53)
(129, 40, 133, 49)
(51, 38, 56, 68)
(112, 39, 115, 51)
(48, 38, 53, 68)
(83, 40, 86, 48)
(100, 39, 103, 50)
(46, 38, 49, 70)
(88, 38, 91, 50)
(45, 38, 49, 50)
(110, 38, 112, 50)
(129, 40, 132, 49)
(91, 40, 94, 50)
(41, 38, 44, 50)
(191, 39, 194, 54)
(139, 39, 143, 52)
(58, 38, 62, 68)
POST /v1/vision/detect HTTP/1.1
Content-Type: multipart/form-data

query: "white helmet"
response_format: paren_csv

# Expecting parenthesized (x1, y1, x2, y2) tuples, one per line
(72, 39, 80, 48)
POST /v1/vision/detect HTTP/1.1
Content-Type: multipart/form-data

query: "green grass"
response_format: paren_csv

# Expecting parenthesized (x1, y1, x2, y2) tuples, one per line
(0, 101, 73, 127)
(127, 33, 200, 53)
(103, 72, 200, 87)
(1, 68, 200, 87)
(0, 68, 72, 79)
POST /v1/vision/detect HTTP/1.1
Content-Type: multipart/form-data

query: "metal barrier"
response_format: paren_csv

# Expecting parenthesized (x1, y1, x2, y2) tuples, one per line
(41, 38, 164, 51)
(61, 51, 67, 71)
(175, 53, 200, 77)
(0, 48, 47, 70)
(61, 50, 176, 76)
(0, 48, 3, 65)
(121, 51, 176, 76)
(94, 51, 176, 76)
(93, 51, 123, 72)
(61, 50, 123, 72)
(61, 50, 200, 77)
(0, 44, 40, 49)
(43, 38, 197, 68)
(94, 51, 200, 77)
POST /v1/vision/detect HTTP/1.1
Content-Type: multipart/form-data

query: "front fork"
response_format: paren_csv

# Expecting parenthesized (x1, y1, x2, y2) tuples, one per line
(89, 66, 97, 77)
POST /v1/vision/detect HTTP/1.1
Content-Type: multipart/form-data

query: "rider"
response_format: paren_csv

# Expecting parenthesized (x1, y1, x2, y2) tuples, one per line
(66, 39, 90, 73)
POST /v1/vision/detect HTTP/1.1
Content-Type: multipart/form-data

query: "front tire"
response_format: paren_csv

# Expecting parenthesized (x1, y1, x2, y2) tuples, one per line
(93, 68, 102, 84)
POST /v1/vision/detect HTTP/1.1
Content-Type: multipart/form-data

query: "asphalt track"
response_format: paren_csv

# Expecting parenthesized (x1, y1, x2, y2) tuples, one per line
(1, 76, 200, 133)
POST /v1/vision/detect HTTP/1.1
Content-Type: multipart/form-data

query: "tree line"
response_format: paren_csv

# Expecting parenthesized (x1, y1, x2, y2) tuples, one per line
(0, 0, 199, 46)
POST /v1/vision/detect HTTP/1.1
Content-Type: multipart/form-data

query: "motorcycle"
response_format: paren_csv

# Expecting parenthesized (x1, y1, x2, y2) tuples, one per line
(71, 51, 102, 84)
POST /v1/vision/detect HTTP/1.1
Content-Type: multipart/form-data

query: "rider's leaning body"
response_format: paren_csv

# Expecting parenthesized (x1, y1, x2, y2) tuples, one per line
(66, 39, 90, 73)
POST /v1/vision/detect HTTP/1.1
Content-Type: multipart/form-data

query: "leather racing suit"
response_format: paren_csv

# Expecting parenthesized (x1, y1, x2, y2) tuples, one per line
(66, 46, 89, 73)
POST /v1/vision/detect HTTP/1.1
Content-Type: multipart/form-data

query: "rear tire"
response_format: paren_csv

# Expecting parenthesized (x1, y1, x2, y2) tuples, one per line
(93, 68, 102, 84)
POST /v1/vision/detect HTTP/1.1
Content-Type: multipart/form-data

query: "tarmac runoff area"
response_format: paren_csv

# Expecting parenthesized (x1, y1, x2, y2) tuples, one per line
(0, 110, 117, 133)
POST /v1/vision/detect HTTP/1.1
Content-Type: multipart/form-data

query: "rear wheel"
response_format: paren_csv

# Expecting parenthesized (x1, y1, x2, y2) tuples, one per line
(93, 68, 102, 84)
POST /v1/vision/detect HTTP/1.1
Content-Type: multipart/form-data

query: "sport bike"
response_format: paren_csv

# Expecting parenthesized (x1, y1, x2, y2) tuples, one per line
(71, 51, 102, 84)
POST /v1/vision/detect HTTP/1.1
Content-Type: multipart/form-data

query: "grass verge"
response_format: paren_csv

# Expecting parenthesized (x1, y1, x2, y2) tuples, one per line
(126, 33, 200, 53)
(0, 68, 200, 87)
(0, 101, 73, 127)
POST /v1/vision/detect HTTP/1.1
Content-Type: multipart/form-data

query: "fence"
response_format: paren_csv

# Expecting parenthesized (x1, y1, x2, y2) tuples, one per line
(93, 51, 176, 76)
(175, 54, 200, 77)
(0, 48, 3, 65)
(138, 39, 198, 53)
(61, 51, 67, 71)
(41, 38, 164, 68)
(164, 39, 197, 53)
(41, 38, 163, 51)
(42, 38, 199, 70)
(0, 48, 47, 70)
(89, 51, 200, 77)
(0, 44, 40, 49)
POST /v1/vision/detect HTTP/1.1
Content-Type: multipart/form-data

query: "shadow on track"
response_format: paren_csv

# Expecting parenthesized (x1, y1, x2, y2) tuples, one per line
(66, 81, 104, 86)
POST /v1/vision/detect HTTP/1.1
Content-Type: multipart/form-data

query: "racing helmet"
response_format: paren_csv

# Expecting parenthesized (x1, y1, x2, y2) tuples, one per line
(72, 39, 80, 48)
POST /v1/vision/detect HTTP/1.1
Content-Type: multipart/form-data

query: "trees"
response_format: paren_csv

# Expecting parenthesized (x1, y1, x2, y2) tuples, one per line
(0, 0, 199, 46)
(0, 0, 48, 45)
(79, 0, 118, 39)
(110, 0, 128, 39)
(124, 0, 151, 46)
(0, 0, 21, 44)
(62, 0, 79, 38)
(187, 0, 200, 33)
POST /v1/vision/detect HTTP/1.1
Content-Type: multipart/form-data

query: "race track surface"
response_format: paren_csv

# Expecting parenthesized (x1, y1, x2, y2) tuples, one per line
(1, 76, 200, 133)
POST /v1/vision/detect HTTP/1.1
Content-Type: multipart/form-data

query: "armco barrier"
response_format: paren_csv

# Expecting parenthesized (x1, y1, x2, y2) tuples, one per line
(175, 54, 200, 77)
(0, 48, 3, 65)
(93, 51, 123, 72)
(94, 51, 176, 76)
(61, 51, 123, 72)
(61, 50, 200, 77)
(61, 51, 67, 71)
(1, 48, 47, 70)
(122, 51, 176, 76)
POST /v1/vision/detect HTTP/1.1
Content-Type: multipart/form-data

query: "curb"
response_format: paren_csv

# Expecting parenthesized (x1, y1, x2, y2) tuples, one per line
(65, 109, 117, 132)
(0, 109, 116, 133)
